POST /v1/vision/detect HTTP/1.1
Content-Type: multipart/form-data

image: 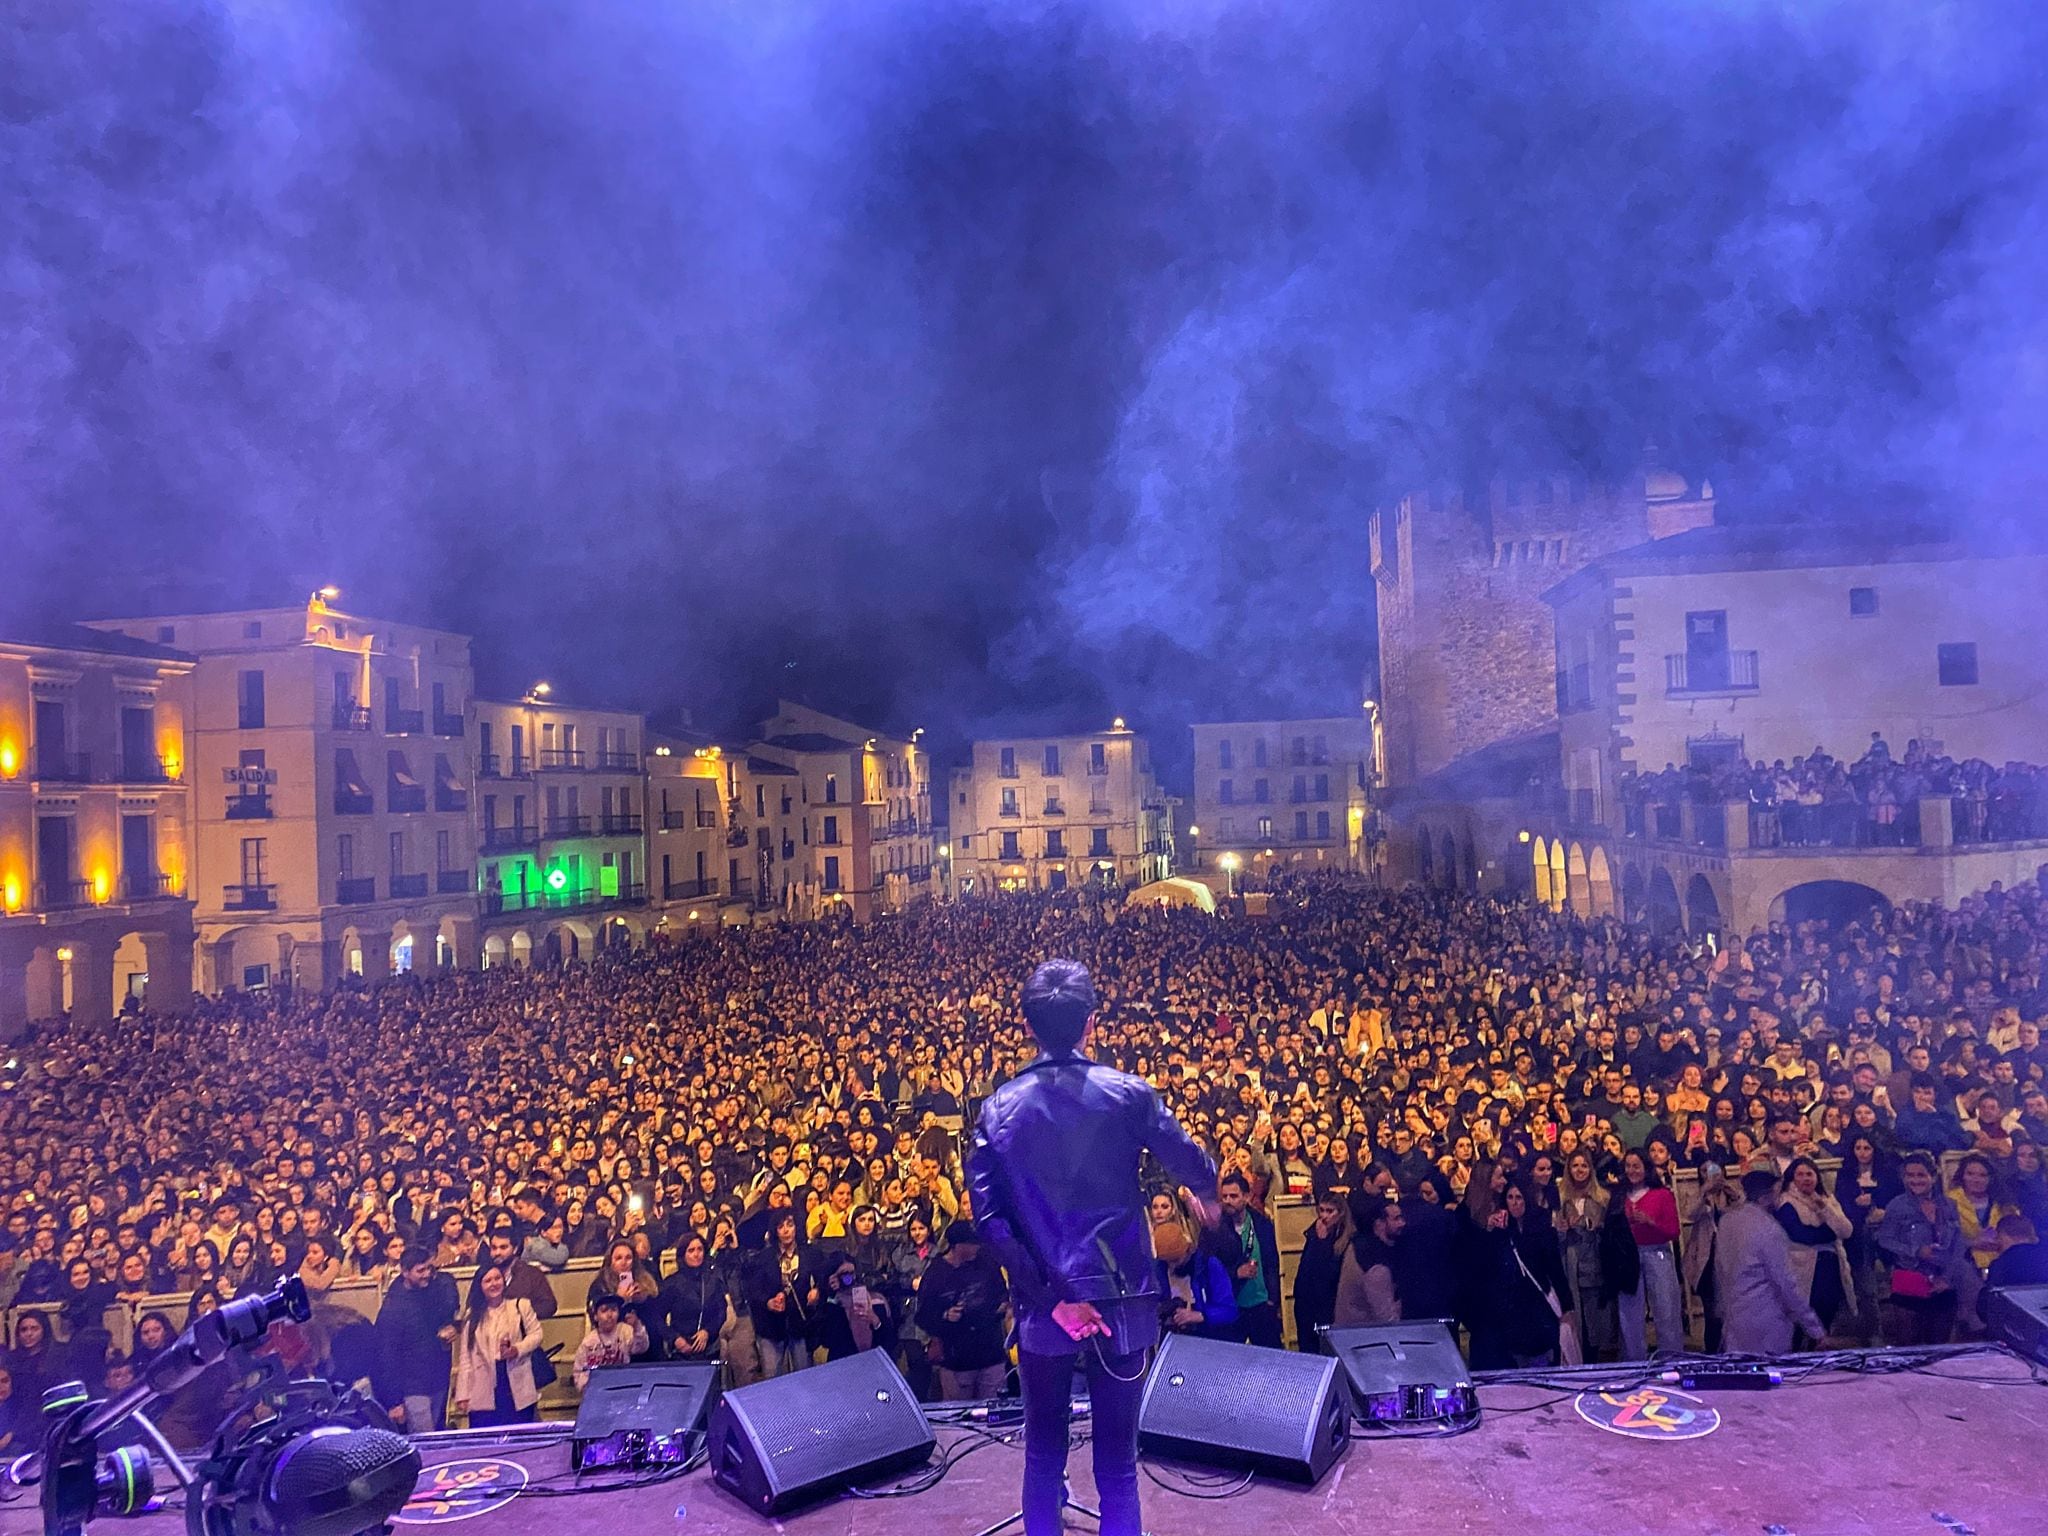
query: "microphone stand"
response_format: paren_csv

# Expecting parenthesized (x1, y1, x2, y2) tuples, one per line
(29, 1278, 311, 1536)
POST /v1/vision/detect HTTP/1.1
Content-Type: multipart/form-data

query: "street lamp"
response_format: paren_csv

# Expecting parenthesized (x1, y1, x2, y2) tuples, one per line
(1218, 851, 1240, 898)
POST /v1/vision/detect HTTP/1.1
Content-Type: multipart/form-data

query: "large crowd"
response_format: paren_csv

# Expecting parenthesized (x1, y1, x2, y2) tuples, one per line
(1620, 734, 2048, 847)
(4, 865, 2048, 1445)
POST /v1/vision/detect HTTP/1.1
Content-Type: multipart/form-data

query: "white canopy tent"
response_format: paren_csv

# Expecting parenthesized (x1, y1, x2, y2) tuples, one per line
(1126, 876, 1218, 913)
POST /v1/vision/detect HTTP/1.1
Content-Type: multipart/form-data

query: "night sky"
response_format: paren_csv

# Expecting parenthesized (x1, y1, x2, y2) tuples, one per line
(6, 2, 2045, 785)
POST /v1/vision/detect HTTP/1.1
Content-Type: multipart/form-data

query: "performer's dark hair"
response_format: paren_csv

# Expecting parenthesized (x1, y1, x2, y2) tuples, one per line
(1021, 959, 1097, 1050)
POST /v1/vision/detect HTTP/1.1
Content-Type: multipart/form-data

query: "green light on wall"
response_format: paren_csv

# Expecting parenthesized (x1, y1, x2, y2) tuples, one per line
(546, 867, 569, 892)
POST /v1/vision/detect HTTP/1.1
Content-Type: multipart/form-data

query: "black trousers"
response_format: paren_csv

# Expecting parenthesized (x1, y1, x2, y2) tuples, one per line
(1018, 1345, 1148, 1536)
(1235, 1300, 1284, 1349)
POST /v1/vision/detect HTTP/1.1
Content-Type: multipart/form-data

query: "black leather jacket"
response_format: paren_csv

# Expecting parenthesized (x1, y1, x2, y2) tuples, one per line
(966, 1051, 1216, 1347)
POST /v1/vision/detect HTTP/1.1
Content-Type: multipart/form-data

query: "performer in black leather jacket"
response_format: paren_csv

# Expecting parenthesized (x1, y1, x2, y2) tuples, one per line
(966, 959, 1218, 1536)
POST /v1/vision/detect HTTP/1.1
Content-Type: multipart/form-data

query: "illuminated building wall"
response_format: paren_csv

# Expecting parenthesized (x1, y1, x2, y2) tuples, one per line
(1187, 716, 1373, 876)
(86, 601, 480, 990)
(953, 723, 1168, 895)
(0, 624, 198, 1031)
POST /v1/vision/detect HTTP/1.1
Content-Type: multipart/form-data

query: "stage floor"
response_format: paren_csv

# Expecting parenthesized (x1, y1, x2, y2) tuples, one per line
(5, 1351, 2044, 1536)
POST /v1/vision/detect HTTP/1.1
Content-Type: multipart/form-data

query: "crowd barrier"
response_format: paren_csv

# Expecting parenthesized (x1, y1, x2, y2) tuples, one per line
(4, 1150, 1970, 1418)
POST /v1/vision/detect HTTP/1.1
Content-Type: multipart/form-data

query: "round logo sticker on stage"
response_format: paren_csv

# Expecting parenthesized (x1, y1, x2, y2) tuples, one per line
(1573, 1383, 1721, 1441)
(394, 1456, 530, 1523)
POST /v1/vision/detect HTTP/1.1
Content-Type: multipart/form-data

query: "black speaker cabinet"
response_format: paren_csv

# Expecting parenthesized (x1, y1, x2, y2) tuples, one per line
(708, 1350, 935, 1515)
(1137, 1333, 1350, 1485)
(1985, 1282, 2048, 1365)
(571, 1361, 721, 1470)
(1325, 1319, 1476, 1426)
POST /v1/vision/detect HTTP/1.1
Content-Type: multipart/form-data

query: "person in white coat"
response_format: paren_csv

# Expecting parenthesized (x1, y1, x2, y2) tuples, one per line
(1715, 1170, 1824, 1355)
(454, 1263, 547, 1426)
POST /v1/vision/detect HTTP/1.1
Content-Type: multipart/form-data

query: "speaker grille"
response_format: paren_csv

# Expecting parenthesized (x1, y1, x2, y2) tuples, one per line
(713, 1352, 935, 1513)
(1138, 1334, 1347, 1484)
(746, 1377, 918, 1488)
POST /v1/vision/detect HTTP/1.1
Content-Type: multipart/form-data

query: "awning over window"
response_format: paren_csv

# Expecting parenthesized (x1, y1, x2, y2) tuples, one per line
(434, 753, 461, 789)
(388, 750, 419, 788)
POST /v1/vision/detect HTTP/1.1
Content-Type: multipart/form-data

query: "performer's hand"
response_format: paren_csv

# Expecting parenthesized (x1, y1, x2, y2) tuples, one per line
(1053, 1300, 1106, 1342)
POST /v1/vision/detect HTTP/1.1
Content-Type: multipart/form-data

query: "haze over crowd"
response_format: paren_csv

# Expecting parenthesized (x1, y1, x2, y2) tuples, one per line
(7, 1, 2045, 761)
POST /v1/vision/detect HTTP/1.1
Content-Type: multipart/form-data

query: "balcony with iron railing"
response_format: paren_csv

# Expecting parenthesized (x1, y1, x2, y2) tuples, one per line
(35, 878, 92, 910)
(485, 882, 647, 916)
(662, 877, 720, 900)
(387, 707, 425, 735)
(34, 750, 93, 783)
(223, 883, 277, 912)
(538, 748, 585, 771)
(387, 784, 427, 815)
(596, 750, 640, 772)
(122, 871, 174, 901)
(389, 872, 428, 899)
(1042, 800, 1065, 817)
(119, 755, 179, 784)
(432, 713, 465, 738)
(999, 804, 1021, 818)
(335, 876, 377, 905)
(478, 753, 503, 779)
(437, 868, 472, 894)
(480, 823, 539, 851)
(331, 703, 373, 732)
(1665, 649, 1760, 695)
(435, 786, 469, 813)
(543, 814, 592, 838)
(225, 791, 274, 821)
(598, 813, 644, 836)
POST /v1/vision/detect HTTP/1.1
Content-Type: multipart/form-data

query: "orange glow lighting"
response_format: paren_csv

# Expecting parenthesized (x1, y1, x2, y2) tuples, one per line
(0, 741, 16, 777)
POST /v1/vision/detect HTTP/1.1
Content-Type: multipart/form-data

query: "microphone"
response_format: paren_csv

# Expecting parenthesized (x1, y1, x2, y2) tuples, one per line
(135, 1277, 312, 1407)
(189, 1402, 421, 1536)
(248, 1425, 421, 1536)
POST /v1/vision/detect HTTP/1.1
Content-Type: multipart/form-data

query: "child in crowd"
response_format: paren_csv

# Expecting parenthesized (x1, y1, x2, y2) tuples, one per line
(572, 1293, 648, 1390)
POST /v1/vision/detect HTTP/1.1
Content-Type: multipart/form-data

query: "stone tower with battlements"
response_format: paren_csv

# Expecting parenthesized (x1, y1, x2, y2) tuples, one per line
(1370, 452, 1714, 789)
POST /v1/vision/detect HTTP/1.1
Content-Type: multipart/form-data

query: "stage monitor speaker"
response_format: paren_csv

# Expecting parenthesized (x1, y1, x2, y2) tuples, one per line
(571, 1361, 722, 1470)
(1325, 1319, 1477, 1427)
(1136, 1333, 1349, 1485)
(708, 1350, 934, 1515)
(1984, 1283, 2048, 1366)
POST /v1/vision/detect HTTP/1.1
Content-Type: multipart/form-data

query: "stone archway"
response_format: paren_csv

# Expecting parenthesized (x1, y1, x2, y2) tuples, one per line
(1769, 880, 1891, 930)
(340, 926, 367, 979)
(387, 921, 418, 976)
(25, 943, 66, 1021)
(1620, 864, 1647, 922)
(1416, 823, 1435, 886)
(1566, 843, 1591, 915)
(1646, 867, 1683, 935)
(1532, 838, 1553, 909)
(1548, 841, 1567, 912)
(1588, 846, 1616, 918)
(600, 915, 635, 952)
(1685, 873, 1723, 938)
(112, 932, 150, 1010)
(483, 933, 508, 969)
(1439, 831, 1459, 890)
(509, 930, 533, 968)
